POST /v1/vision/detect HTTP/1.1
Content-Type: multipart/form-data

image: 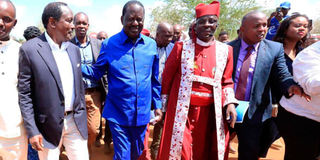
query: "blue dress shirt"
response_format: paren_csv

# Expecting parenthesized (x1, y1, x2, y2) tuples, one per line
(75, 37, 100, 89)
(82, 29, 161, 126)
(266, 15, 290, 40)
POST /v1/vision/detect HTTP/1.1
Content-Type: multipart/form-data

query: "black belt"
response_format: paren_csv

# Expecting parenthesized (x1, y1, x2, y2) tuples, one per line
(64, 111, 73, 116)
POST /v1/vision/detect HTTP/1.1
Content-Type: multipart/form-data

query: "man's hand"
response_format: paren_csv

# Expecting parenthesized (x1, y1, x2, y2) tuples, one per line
(288, 85, 311, 102)
(29, 134, 44, 151)
(272, 104, 278, 118)
(154, 109, 163, 124)
(226, 104, 237, 128)
(270, 12, 277, 18)
(267, 12, 277, 26)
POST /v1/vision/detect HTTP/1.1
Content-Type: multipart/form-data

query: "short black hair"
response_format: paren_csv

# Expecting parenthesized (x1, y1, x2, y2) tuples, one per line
(122, 0, 144, 16)
(41, 2, 68, 29)
(74, 12, 88, 24)
(219, 31, 228, 37)
(23, 26, 41, 41)
(241, 11, 265, 26)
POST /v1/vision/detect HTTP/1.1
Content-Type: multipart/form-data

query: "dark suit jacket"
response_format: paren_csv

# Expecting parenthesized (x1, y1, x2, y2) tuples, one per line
(229, 39, 294, 122)
(18, 34, 88, 149)
(70, 37, 107, 95)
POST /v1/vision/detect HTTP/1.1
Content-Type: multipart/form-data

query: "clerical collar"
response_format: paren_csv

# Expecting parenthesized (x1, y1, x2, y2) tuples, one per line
(196, 38, 215, 46)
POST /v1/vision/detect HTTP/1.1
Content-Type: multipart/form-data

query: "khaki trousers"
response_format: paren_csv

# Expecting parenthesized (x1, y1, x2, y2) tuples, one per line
(0, 129, 28, 160)
(38, 114, 89, 160)
(85, 88, 102, 157)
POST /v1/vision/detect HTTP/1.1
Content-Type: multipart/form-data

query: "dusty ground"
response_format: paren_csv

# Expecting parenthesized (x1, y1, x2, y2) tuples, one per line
(228, 136, 285, 160)
(61, 125, 285, 160)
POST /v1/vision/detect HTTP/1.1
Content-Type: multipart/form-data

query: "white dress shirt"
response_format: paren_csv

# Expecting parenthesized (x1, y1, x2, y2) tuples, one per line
(45, 32, 75, 112)
(158, 43, 174, 82)
(0, 39, 24, 138)
(280, 41, 320, 122)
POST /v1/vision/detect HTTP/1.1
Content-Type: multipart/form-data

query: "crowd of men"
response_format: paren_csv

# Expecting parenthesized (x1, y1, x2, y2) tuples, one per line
(0, 0, 319, 160)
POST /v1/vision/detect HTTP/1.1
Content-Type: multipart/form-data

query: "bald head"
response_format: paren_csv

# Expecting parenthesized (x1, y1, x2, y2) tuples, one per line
(89, 32, 97, 39)
(157, 22, 173, 34)
(172, 24, 182, 42)
(173, 24, 182, 30)
(0, 0, 16, 17)
(97, 31, 108, 41)
(240, 11, 268, 45)
(156, 22, 173, 47)
(241, 11, 266, 27)
(74, 12, 89, 24)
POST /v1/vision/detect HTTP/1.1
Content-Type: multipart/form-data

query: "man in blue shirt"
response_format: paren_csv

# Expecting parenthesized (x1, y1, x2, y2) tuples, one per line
(70, 12, 107, 158)
(266, 10, 283, 40)
(81, 1, 162, 159)
(266, 1, 291, 40)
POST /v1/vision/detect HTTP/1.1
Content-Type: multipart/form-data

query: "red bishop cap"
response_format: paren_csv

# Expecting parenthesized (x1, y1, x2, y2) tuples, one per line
(141, 28, 150, 37)
(195, 1, 220, 18)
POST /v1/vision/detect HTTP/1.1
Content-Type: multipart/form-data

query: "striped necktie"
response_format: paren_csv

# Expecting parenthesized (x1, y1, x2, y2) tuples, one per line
(235, 45, 254, 100)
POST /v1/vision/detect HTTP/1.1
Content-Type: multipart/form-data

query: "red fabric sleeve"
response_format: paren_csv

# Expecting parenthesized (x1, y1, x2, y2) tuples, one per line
(222, 46, 235, 90)
(161, 42, 183, 95)
(221, 46, 236, 107)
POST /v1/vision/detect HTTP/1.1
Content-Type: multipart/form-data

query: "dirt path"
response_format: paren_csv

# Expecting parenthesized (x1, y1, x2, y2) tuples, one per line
(61, 125, 285, 160)
(228, 136, 285, 160)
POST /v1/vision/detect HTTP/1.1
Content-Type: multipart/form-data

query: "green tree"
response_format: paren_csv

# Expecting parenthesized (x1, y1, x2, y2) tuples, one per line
(311, 18, 320, 34)
(150, 0, 261, 39)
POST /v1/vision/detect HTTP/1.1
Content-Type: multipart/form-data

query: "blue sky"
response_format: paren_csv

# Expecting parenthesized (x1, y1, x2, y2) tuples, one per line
(10, 0, 320, 40)
(11, 0, 158, 39)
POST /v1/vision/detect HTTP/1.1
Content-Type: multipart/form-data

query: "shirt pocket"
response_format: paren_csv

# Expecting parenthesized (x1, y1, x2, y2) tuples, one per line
(143, 64, 151, 76)
(110, 58, 132, 77)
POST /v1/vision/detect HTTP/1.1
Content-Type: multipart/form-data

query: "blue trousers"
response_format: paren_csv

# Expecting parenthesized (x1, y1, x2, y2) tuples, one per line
(109, 121, 147, 160)
(28, 144, 39, 160)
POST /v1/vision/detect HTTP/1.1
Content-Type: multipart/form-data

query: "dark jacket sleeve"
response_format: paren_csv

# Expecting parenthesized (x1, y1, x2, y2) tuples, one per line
(270, 42, 295, 97)
(18, 46, 40, 138)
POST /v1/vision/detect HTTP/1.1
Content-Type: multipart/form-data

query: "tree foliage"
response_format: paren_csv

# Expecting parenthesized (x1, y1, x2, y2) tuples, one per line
(311, 18, 320, 34)
(150, 0, 261, 39)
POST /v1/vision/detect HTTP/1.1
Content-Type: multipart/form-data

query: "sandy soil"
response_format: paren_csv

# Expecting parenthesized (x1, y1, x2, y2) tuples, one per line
(60, 125, 285, 160)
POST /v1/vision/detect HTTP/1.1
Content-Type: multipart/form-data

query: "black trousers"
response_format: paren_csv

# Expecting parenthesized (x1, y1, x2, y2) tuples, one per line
(276, 106, 320, 160)
(235, 108, 280, 160)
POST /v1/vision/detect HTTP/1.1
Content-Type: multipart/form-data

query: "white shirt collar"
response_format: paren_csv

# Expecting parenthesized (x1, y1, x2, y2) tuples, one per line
(75, 36, 91, 46)
(240, 39, 260, 52)
(45, 32, 69, 51)
(0, 39, 13, 51)
(196, 38, 215, 46)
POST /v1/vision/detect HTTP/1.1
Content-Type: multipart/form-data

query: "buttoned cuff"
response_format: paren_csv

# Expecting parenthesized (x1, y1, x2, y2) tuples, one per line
(223, 87, 238, 107)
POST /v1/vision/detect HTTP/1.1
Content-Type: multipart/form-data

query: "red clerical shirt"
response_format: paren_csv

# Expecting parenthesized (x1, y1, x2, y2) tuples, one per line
(190, 42, 217, 106)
